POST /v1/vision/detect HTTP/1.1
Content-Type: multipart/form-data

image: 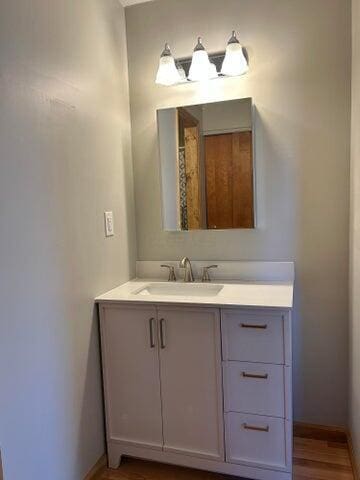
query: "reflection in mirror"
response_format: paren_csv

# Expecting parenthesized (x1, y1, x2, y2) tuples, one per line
(157, 98, 255, 231)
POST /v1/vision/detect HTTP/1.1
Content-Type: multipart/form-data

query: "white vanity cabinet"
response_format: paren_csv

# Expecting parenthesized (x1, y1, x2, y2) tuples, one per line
(98, 302, 292, 480)
(99, 304, 224, 467)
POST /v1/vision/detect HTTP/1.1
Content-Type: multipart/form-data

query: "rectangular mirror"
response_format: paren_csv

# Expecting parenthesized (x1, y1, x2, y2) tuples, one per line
(157, 98, 255, 231)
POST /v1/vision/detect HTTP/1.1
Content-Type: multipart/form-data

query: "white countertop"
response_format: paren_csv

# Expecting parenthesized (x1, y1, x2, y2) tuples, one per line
(95, 279, 294, 309)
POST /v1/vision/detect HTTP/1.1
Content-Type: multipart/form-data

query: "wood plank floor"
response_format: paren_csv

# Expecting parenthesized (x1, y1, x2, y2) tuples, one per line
(93, 435, 355, 480)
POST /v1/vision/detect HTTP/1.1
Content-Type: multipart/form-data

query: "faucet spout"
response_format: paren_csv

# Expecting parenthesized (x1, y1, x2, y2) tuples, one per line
(179, 257, 194, 283)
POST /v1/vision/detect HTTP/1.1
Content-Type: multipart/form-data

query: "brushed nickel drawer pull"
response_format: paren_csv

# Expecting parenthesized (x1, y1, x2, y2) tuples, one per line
(149, 317, 156, 348)
(160, 318, 166, 349)
(240, 323, 268, 329)
(243, 423, 269, 433)
(242, 372, 268, 379)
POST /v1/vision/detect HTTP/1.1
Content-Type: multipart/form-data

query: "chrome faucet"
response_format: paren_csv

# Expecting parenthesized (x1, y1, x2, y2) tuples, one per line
(201, 264, 218, 282)
(179, 257, 194, 282)
(161, 264, 177, 282)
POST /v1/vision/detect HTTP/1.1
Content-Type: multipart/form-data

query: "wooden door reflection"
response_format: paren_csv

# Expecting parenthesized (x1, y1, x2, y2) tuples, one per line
(205, 132, 254, 229)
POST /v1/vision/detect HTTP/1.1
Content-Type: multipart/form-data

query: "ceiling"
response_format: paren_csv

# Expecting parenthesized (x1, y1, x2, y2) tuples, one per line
(120, 0, 155, 6)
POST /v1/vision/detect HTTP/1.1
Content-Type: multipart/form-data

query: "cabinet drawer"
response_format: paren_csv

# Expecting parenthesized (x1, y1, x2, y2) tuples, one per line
(225, 412, 288, 470)
(221, 310, 284, 364)
(223, 362, 285, 417)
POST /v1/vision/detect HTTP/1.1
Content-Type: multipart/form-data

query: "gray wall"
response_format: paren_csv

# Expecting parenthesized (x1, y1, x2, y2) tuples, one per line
(0, 1, 136, 479)
(350, 0, 360, 471)
(126, 0, 351, 425)
(202, 99, 252, 134)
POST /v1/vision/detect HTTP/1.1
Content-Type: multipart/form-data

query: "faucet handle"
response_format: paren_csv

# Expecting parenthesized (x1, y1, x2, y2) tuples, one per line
(201, 265, 218, 282)
(161, 264, 177, 282)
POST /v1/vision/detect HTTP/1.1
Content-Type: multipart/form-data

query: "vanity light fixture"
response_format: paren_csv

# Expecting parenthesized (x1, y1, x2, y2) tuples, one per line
(221, 30, 248, 76)
(155, 43, 181, 86)
(155, 31, 248, 86)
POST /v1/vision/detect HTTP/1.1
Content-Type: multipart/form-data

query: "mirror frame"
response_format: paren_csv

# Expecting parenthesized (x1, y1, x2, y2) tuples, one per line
(157, 97, 257, 232)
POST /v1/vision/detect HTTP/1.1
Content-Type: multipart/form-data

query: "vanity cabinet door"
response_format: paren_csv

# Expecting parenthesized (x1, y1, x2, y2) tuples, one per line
(157, 306, 224, 461)
(100, 304, 163, 450)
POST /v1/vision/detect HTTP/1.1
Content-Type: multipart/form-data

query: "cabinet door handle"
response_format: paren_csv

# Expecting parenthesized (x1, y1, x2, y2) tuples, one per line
(160, 318, 166, 349)
(242, 372, 268, 379)
(149, 318, 156, 348)
(240, 323, 268, 329)
(243, 423, 269, 433)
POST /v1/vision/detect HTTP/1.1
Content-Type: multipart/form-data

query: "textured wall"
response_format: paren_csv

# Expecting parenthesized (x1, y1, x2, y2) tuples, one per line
(126, 0, 351, 425)
(0, 0, 136, 478)
(350, 0, 360, 471)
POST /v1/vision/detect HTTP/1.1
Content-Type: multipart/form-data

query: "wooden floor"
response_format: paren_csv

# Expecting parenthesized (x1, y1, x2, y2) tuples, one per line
(93, 431, 355, 480)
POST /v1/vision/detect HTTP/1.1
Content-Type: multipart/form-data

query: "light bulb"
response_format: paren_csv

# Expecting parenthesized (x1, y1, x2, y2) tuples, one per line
(155, 43, 182, 86)
(188, 37, 212, 82)
(221, 31, 248, 77)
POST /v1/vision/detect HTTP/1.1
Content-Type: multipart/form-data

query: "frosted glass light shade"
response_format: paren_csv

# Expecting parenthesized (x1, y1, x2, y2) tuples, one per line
(188, 37, 212, 82)
(189, 50, 212, 81)
(155, 44, 181, 86)
(221, 31, 248, 77)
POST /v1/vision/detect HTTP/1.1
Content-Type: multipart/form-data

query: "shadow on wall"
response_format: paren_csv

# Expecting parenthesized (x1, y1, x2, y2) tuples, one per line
(76, 305, 105, 479)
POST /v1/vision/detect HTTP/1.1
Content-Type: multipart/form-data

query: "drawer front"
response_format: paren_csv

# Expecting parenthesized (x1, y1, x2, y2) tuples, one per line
(223, 362, 285, 417)
(221, 310, 284, 364)
(225, 412, 287, 470)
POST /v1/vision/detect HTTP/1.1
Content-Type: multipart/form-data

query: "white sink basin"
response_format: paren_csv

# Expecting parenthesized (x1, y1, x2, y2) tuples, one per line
(133, 282, 224, 297)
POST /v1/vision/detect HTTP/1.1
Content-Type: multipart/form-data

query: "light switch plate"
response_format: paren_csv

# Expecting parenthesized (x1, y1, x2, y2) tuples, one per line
(104, 211, 114, 237)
